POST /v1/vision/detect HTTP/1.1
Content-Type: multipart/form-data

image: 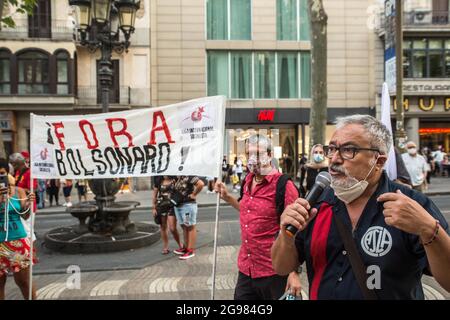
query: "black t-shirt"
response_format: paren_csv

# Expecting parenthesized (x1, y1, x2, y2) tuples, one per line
(174, 176, 200, 204)
(152, 176, 175, 210)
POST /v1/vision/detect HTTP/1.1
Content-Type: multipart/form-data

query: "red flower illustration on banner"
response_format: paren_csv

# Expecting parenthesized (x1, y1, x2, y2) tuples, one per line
(40, 148, 48, 160)
(191, 106, 205, 122)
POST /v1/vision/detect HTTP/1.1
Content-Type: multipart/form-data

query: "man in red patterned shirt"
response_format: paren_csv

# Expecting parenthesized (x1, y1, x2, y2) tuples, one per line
(215, 134, 302, 300)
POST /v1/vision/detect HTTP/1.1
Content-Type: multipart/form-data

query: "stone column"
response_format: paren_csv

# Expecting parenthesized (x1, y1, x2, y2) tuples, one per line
(405, 117, 420, 146)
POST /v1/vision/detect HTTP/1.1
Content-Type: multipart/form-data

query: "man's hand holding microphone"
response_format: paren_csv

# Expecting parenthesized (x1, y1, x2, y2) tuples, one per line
(272, 172, 331, 276)
(283, 172, 331, 237)
(280, 198, 318, 235)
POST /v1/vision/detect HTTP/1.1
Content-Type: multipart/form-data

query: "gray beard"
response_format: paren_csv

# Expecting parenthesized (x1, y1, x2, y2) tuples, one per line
(331, 175, 359, 188)
(329, 158, 376, 188)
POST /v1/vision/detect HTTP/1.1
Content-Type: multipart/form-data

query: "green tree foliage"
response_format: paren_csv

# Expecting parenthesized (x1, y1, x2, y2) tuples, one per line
(0, 0, 37, 28)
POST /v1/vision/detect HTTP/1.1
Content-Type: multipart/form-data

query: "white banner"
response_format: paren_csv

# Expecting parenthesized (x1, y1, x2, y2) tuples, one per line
(30, 96, 226, 179)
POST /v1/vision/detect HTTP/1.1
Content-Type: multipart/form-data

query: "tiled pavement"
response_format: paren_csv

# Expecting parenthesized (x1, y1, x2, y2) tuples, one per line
(4, 176, 450, 300)
(5, 242, 447, 300)
(5, 244, 240, 300)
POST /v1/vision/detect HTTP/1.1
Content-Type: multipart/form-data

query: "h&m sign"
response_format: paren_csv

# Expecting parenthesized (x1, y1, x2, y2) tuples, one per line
(257, 109, 275, 122)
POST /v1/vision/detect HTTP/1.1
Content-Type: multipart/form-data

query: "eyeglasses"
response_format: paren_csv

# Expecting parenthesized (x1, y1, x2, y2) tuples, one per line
(324, 145, 380, 160)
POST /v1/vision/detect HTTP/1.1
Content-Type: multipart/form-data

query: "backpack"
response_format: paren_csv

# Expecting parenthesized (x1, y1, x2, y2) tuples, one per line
(238, 174, 299, 216)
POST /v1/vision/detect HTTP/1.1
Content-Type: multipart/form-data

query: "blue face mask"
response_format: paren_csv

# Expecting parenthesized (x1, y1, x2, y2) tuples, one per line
(313, 154, 324, 163)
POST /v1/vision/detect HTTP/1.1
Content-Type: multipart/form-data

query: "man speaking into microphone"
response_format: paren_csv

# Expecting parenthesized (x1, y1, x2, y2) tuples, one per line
(271, 115, 450, 300)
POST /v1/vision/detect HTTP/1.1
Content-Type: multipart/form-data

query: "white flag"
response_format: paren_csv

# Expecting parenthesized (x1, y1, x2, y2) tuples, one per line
(381, 82, 397, 180)
(30, 96, 226, 179)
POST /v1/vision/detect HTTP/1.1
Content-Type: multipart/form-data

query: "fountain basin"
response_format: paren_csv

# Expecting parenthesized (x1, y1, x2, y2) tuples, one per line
(44, 222, 160, 254)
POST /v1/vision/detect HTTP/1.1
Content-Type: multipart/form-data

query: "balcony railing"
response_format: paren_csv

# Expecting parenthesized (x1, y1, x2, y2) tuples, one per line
(0, 19, 74, 40)
(73, 27, 150, 47)
(378, 10, 450, 33)
(404, 10, 450, 26)
(77, 86, 129, 106)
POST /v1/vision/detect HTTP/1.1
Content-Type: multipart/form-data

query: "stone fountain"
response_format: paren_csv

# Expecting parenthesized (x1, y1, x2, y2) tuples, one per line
(45, 179, 160, 254)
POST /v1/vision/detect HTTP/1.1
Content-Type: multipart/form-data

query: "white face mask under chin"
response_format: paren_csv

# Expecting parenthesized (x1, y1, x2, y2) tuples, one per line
(331, 158, 378, 204)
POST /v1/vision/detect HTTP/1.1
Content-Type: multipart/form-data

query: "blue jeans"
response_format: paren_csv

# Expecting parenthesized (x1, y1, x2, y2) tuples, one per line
(37, 190, 45, 209)
(174, 202, 197, 227)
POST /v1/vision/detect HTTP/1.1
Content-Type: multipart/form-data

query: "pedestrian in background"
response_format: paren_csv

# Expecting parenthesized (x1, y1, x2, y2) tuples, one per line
(61, 179, 73, 207)
(152, 176, 183, 255)
(172, 176, 204, 260)
(37, 179, 46, 209)
(423, 147, 435, 186)
(304, 144, 328, 193)
(0, 158, 37, 300)
(9, 152, 37, 244)
(222, 156, 230, 185)
(9, 153, 37, 198)
(76, 179, 88, 203)
(231, 158, 240, 192)
(432, 146, 445, 176)
(442, 154, 450, 177)
(46, 179, 60, 207)
(402, 141, 428, 192)
(235, 157, 244, 183)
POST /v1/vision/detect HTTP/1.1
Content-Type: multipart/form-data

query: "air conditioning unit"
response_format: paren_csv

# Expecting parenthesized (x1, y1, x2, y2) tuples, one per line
(413, 9, 432, 24)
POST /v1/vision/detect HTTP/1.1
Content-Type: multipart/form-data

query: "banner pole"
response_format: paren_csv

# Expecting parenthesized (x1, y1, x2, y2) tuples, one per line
(29, 113, 34, 300)
(211, 193, 221, 300)
(211, 97, 226, 300)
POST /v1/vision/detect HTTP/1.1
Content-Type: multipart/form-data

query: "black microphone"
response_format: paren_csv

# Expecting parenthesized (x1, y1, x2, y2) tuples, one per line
(285, 171, 331, 237)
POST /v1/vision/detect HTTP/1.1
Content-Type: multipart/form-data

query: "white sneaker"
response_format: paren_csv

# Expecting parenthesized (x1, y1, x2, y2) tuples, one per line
(66, 202, 73, 207)
(62, 203, 67, 207)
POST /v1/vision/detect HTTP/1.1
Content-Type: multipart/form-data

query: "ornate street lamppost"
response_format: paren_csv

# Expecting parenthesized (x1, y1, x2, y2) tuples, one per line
(45, 1, 158, 253)
(70, 0, 140, 113)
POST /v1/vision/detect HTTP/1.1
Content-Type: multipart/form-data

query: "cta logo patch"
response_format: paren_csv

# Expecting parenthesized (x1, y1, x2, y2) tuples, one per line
(361, 226, 392, 257)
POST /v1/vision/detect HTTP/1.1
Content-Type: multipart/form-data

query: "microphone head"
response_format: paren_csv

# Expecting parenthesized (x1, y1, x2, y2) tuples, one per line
(315, 171, 331, 189)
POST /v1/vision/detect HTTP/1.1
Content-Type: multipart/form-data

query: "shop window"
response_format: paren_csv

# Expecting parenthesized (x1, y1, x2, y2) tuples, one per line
(0, 50, 10, 94)
(207, 0, 251, 40)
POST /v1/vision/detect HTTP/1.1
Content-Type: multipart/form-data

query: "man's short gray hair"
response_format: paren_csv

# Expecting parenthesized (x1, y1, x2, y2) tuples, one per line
(9, 152, 26, 163)
(335, 115, 392, 155)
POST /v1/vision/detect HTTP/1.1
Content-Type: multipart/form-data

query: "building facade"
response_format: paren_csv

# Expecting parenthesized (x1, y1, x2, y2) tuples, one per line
(378, 0, 450, 151)
(0, 0, 151, 155)
(150, 0, 379, 178)
(1, 0, 380, 181)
